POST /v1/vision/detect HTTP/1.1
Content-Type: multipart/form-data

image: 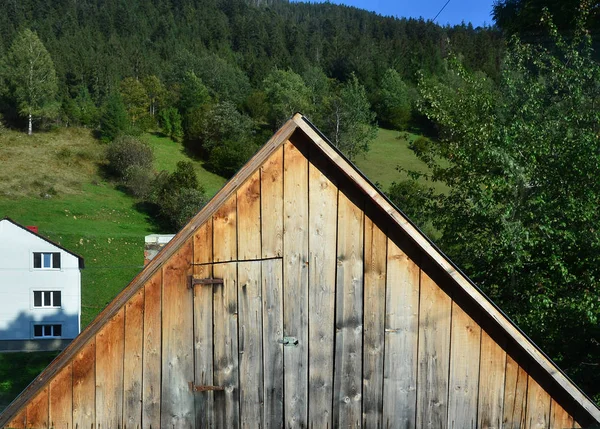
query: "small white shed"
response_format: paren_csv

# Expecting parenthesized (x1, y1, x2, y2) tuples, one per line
(0, 218, 83, 352)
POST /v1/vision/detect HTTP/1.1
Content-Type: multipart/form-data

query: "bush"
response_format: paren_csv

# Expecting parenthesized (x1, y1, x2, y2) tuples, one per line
(106, 136, 153, 179)
(123, 165, 154, 198)
(149, 162, 207, 230)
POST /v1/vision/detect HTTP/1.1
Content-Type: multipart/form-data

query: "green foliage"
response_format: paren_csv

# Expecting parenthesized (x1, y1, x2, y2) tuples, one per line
(178, 71, 211, 114)
(194, 54, 252, 107)
(99, 92, 131, 142)
(63, 85, 99, 127)
(375, 69, 413, 130)
(417, 11, 600, 397)
(120, 77, 150, 127)
(158, 107, 184, 142)
(150, 161, 207, 230)
(4, 29, 58, 134)
(263, 69, 311, 128)
(321, 73, 377, 160)
(106, 135, 153, 180)
(188, 101, 258, 177)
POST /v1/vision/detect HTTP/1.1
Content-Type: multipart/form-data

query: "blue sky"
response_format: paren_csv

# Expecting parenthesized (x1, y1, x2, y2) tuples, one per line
(289, 0, 497, 27)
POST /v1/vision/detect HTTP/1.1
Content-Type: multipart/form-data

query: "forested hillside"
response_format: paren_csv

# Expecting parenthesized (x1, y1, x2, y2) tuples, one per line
(1, 0, 600, 408)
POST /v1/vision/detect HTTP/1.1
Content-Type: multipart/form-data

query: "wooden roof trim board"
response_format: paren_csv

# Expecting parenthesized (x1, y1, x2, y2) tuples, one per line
(291, 114, 600, 423)
(0, 118, 299, 427)
(2, 113, 600, 425)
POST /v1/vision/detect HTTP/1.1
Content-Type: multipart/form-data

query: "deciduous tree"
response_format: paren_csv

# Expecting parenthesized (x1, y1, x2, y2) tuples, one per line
(417, 9, 600, 399)
(5, 29, 58, 134)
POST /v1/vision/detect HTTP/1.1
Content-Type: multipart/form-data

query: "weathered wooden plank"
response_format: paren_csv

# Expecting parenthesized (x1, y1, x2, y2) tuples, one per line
(260, 145, 284, 259)
(550, 399, 574, 429)
(283, 140, 309, 427)
(213, 262, 240, 429)
(213, 195, 237, 262)
(194, 218, 213, 265)
(447, 301, 481, 429)
(382, 239, 420, 428)
(7, 408, 25, 429)
(49, 364, 72, 429)
(238, 261, 264, 428)
(123, 289, 144, 429)
(25, 387, 48, 428)
(96, 307, 125, 429)
(362, 216, 387, 428)
(262, 258, 284, 429)
(161, 239, 195, 428)
(193, 221, 214, 429)
(307, 163, 337, 427)
(478, 330, 507, 429)
(237, 170, 261, 260)
(72, 339, 95, 429)
(503, 355, 528, 429)
(142, 270, 162, 428)
(416, 271, 452, 429)
(525, 376, 551, 429)
(333, 191, 364, 428)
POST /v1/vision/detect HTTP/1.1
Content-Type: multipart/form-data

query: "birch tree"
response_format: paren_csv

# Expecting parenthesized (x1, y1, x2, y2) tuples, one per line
(5, 29, 58, 135)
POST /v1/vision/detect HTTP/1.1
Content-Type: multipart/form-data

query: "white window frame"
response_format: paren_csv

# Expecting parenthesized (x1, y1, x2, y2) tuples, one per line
(32, 252, 61, 270)
(33, 324, 62, 338)
(33, 290, 62, 308)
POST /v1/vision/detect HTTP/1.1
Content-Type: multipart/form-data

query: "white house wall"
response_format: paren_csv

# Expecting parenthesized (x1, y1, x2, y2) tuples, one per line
(0, 220, 80, 343)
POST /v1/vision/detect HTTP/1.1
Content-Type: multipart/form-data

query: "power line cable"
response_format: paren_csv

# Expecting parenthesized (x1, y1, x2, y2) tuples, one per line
(433, 0, 452, 22)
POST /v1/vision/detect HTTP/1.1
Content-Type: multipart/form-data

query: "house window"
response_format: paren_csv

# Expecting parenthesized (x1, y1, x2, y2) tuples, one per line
(33, 252, 61, 269)
(33, 324, 62, 338)
(33, 291, 61, 308)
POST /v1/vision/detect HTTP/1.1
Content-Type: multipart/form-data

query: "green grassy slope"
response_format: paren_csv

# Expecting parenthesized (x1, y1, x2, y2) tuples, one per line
(354, 128, 446, 194)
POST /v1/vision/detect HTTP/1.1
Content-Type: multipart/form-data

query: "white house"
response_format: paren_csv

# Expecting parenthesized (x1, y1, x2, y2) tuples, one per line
(0, 218, 83, 352)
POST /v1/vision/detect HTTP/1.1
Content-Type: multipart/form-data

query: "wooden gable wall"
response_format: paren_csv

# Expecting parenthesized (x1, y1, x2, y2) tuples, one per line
(2, 124, 596, 428)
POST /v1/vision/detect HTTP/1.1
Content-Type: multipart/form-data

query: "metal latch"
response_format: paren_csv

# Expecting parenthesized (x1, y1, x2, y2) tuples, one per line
(278, 336, 299, 347)
(190, 275, 224, 288)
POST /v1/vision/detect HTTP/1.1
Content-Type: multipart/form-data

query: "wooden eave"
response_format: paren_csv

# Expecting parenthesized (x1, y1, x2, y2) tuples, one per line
(1, 113, 599, 426)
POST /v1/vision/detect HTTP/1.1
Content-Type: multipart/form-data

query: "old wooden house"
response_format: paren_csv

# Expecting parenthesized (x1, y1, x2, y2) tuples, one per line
(1, 114, 599, 428)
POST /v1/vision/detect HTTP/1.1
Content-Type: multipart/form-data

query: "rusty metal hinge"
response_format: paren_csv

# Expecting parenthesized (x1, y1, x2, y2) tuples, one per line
(189, 381, 224, 392)
(189, 275, 224, 288)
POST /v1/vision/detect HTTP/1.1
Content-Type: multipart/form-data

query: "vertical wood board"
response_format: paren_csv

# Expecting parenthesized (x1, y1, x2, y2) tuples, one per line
(193, 221, 214, 428)
(550, 399, 574, 429)
(123, 289, 144, 429)
(362, 216, 387, 428)
(72, 339, 96, 429)
(262, 258, 284, 428)
(7, 409, 25, 429)
(447, 301, 481, 429)
(213, 195, 237, 262)
(333, 191, 364, 428)
(416, 271, 452, 429)
(525, 376, 551, 429)
(95, 307, 125, 429)
(142, 270, 162, 428)
(260, 146, 284, 259)
(161, 239, 195, 428)
(213, 262, 240, 429)
(503, 355, 528, 429)
(307, 163, 337, 428)
(382, 239, 420, 428)
(193, 219, 213, 265)
(49, 364, 72, 429)
(25, 388, 48, 428)
(478, 330, 507, 429)
(237, 170, 261, 260)
(238, 261, 264, 428)
(282, 140, 309, 427)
